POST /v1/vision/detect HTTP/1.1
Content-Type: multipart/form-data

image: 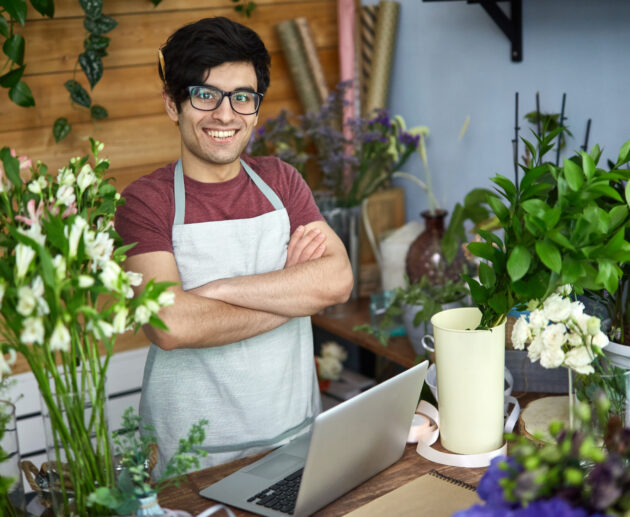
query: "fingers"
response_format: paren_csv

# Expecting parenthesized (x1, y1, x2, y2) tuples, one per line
(285, 226, 327, 268)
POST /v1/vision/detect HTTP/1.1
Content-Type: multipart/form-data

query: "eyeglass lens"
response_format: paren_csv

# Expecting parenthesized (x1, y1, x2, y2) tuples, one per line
(188, 86, 261, 115)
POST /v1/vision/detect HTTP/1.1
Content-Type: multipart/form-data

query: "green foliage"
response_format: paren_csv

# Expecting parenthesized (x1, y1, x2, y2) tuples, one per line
(88, 407, 209, 515)
(465, 130, 630, 329)
(354, 276, 468, 346)
(231, 0, 257, 17)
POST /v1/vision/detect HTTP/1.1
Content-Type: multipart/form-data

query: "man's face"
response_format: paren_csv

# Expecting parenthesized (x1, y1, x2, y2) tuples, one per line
(165, 61, 259, 175)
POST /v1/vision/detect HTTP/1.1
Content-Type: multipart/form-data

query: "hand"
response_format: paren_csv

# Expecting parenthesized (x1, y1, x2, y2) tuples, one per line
(285, 226, 326, 268)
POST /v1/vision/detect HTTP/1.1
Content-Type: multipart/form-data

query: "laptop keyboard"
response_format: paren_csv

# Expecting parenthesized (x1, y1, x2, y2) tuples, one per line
(247, 468, 303, 514)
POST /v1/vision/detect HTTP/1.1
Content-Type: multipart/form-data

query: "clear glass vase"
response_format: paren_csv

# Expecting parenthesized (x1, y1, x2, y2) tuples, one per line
(40, 372, 113, 516)
(0, 400, 26, 517)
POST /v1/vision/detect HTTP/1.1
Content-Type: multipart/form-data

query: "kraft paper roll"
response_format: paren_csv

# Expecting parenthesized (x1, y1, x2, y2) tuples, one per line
(360, 4, 378, 115)
(276, 20, 321, 114)
(295, 17, 329, 105)
(364, 0, 400, 115)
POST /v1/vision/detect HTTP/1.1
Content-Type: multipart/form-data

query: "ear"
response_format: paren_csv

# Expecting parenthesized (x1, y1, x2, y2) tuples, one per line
(162, 91, 179, 122)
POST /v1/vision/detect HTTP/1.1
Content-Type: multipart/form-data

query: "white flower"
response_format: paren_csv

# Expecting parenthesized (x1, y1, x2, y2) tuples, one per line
(85, 230, 114, 270)
(527, 335, 544, 362)
(158, 291, 175, 307)
(27, 176, 47, 194)
(567, 331, 584, 347)
(145, 300, 160, 314)
(511, 316, 531, 350)
(540, 345, 565, 369)
(317, 355, 343, 380)
(20, 316, 44, 345)
(78, 275, 95, 288)
(52, 254, 66, 281)
(17, 286, 36, 316)
(20, 223, 45, 246)
(528, 309, 548, 334)
(93, 140, 105, 154)
(56, 184, 76, 206)
(556, 284, 572, 297)
(87, 320, 114, 340)
(321, 341, 348, 362)
(592, 331, 609, 349)
(126, 271, 143, 287)
(67, 216, 88, 258)
(15, 243, 36, 279)
(541, 323, 567, 348)
(77, 164, 97, 193)
(112, 308, 129, 334)
(542, 293, 572, 322)
(134, 305, 152, 325)
(100, 261, 123, 292)
(569, 300, 584, 319)
(50, 321, 71, 352)
(564, 346, 595, 375)
(0, 349, 17, 379)
(31, 276, 49, 316)
(57, 166, 75, 185)
(585, 316, 601, 336)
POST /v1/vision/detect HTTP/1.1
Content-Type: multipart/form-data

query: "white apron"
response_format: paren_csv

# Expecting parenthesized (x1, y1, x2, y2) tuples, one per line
(140, 159, 321, 478)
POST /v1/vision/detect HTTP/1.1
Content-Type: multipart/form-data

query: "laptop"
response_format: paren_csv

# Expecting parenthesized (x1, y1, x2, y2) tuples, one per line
(200, 360, 429, 516)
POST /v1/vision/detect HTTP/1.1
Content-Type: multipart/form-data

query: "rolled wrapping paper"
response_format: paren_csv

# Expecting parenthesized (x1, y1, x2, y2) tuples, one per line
(364, 0, 400, 115)
(276, 20, 321, 114)
(360, 4, 378, 115)
(295, 17, 329, 104)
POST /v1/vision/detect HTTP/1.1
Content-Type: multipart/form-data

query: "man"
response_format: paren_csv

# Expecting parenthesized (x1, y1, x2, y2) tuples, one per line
(115, 17, 353, 477)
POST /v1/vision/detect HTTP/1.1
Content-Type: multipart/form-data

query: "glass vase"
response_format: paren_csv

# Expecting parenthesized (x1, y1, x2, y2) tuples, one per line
(405, 209, 463, 286)
(1, 400, 26, 517)
(40, 372, 113, 516)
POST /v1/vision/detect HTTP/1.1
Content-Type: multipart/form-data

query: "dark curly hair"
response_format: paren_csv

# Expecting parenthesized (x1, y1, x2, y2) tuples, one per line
(159, 17, 271, 111)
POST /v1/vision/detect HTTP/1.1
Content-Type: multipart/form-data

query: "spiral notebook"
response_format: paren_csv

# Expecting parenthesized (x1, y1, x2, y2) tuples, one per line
(346, 470, 480, 517)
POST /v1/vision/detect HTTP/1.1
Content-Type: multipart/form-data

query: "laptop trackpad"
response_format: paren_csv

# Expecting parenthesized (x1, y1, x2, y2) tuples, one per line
(245, 453, 303, 480)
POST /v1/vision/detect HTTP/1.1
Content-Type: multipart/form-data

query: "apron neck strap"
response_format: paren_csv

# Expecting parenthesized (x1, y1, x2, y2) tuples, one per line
(172, 158, 284, 226)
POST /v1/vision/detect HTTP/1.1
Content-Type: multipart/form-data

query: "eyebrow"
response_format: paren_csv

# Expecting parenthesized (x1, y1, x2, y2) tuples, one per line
(201, 84, 257, 93)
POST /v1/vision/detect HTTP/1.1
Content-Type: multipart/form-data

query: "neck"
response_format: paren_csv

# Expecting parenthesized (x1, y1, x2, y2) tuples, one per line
(180, 152, 242, 183)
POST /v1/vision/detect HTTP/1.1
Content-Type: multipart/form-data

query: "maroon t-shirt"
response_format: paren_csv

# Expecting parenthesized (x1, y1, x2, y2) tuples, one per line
(115, 155, 323, 257)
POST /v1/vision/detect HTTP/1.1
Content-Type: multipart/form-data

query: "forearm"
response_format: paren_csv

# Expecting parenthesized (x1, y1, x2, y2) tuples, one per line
(145, 289, 289, 350)
(191, 254, 353, 317)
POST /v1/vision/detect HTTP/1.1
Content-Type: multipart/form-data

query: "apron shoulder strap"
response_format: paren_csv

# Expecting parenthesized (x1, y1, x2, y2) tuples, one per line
(173, 159, 186, 226)
(240, 159, 284, 210)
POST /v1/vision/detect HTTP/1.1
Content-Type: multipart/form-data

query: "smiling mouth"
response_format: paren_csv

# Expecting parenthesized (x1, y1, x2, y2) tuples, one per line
(205, 129, 237, 140)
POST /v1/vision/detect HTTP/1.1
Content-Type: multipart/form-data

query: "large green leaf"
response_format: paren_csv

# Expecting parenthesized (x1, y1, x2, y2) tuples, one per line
(0, 0, 27, 25)
(467, 241, 498, 263)
(478, 262, 496, 289)
(563, 158, 584, 191)
(580, 151, 595, 180)
(0, 15, 9, 37)
(84, 13, 118, 35)
(547, 229, 575, 252)
(29, 0, 54, 17)
(521, 198, 549, 219)
(3, 33, 25, 64)
(477, 229, 503, 250)
(587, 183, 623, 202)
(589, 144, 602, 164)
(79, 0, 102, 17)
(9, 80, 34, 106)
(617, 139, 630, 166)
(519, 164, 550, 193)
(600, 227, 626, 257)
(507, 245, 531, 282)
(0, 147, 21, 187)
(542, 205, 561, 230)
(79, 50, 103, 88)
(487, 292, 508, 317)
(491, 174, 517, 202)
(595, 259, 618, 293)
(64, 79, 91, 108)
(0, 64, 24, 87)
(609, 205, 629, 230)
(520, 182, 553, 202)
(463, 275, 489, 303)
(536, 239, 562, 273)
(84, 34, 110, 51)
(626, 181, 630, 209)
(561, 256, 583, 285)
(90, 104, 108, 120)
(52, 117, 72, 142)
(486, 195, 510, 223)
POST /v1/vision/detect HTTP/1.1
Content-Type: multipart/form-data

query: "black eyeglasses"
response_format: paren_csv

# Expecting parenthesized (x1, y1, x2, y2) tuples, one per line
(187, 85, 263, 115)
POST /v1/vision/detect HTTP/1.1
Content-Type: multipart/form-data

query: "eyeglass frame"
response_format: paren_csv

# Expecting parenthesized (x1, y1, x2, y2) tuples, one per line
(186, 85, 264, 115)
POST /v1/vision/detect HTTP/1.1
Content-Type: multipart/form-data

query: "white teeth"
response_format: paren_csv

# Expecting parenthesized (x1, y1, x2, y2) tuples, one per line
(206, 129, 236, 138)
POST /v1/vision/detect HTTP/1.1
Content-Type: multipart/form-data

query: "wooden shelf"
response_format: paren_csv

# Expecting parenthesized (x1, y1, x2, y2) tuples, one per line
(312, 298, 419, 368)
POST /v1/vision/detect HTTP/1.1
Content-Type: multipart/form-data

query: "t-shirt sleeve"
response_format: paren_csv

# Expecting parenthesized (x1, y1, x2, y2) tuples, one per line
(276, 160, 324, 234)
(114, 176, 174, 257)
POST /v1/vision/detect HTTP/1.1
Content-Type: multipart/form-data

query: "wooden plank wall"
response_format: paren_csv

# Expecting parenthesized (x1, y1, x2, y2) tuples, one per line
(0, 0, 340, 191)
(3, 0, 340, 371)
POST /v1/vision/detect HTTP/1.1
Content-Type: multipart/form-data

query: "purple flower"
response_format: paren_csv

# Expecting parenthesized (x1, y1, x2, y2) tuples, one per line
(455, 498, 597, 517)
(477, 456, 519, 506)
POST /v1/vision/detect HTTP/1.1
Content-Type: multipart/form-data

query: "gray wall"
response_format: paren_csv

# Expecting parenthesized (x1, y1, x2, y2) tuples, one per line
(373, 0, 630, 222)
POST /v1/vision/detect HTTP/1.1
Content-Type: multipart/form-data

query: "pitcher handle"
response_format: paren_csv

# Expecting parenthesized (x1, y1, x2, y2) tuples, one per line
(421, 334, 435, 353)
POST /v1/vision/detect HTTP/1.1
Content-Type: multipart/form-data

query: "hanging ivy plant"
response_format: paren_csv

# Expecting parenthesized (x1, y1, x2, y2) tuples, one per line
(231, 0, 256, 17)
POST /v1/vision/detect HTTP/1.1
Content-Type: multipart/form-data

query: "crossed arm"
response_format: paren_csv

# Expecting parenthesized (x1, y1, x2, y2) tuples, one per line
(124, 220, 353, 350)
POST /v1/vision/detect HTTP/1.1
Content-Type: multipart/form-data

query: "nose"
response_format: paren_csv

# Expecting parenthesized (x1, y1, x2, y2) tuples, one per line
(211, 95, 236, 123)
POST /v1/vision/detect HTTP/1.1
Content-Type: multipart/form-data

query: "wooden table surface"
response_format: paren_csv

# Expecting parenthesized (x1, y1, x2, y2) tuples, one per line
(311, 298, 418, 369)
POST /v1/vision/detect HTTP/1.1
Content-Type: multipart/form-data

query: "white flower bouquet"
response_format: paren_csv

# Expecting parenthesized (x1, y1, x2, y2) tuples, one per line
(315, 341, 348, 382)
(0, 139, 173, 515)
(511, 285, 608, 375)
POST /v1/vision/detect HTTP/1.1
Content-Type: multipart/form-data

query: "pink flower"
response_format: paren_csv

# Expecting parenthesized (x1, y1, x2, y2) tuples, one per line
(15, 199, 44, 226)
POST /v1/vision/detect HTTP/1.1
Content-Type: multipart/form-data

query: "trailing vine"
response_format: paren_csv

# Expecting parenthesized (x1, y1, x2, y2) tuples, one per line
(1, 0, 258, 143)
